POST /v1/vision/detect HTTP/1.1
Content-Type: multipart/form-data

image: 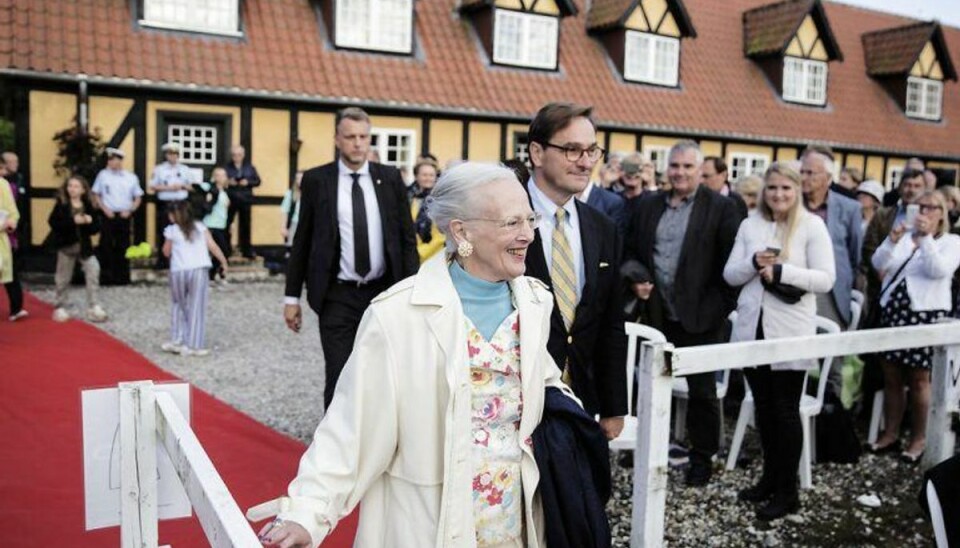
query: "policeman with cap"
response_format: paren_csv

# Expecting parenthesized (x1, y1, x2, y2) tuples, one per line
(149, 142, 195, 268)
(92, 147, 143, 284)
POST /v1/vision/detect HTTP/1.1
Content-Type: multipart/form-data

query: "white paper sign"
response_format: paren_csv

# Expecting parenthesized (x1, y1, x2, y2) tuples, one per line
(82, 383, 192, 530)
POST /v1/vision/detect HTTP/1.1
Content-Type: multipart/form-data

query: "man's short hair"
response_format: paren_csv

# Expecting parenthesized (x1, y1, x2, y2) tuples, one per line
(528, 102, 595, 147)
(899, 168, 924, 185)
(802, 144, 835, 163)
(703, 156, 727, 175)
(335, 107, 371, 129)
(668, 139, 703, 165)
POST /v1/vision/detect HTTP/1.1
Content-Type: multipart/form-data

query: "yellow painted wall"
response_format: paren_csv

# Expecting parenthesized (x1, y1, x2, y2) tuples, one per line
(776, 148, 799, 162)
(297, 111, 336, 170)
(886, 157, 907, 187)
(625, 6, 649, 31)
(786, 37, 803, 57)
(251, 108, 290, 198)
(505, 123, 529, 160)
(643, 0, 668, 30)
(659, 13, 680, 37)
(468, 122, 501, 162)
(29, 91, 76, 190)
(844, 154, 865, 172)
(608, 132, 637, 154)
(864, 156, 885, 183)
(429, 119, 463, 168)
(699, 140, 722, 158)
(809, 39, 828, 61)
(370, 115, 422, 134)
(30, 198, 55, 245)
(796, 15, 818, 55)
(641, 135, 677, 151)
(89, 96, 134, 143)
(251, 204, 283, 246)
(495, 0, 559, 15)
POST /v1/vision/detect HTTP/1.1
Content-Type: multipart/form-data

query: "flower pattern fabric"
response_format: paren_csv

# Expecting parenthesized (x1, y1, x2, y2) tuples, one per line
(467, 310, 524, 547)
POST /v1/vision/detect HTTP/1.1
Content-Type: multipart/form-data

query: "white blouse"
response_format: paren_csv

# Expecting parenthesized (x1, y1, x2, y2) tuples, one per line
(872, 232, 960, 311)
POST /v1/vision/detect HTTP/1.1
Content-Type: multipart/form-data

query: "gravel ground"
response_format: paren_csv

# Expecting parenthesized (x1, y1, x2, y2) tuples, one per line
(32, 279, 939, 547)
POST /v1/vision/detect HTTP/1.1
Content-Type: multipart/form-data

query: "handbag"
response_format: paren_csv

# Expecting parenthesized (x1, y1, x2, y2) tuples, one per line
(761, 277, 807, 304)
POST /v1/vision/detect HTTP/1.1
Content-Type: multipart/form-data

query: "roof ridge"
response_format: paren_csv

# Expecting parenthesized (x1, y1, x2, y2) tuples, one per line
(862, 20, 935, 39)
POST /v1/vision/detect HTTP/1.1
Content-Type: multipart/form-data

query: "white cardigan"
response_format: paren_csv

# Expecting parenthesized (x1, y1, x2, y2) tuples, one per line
(723, 211, 836, 370)
(278, 255, 573, 547)
(872, 232, 960, 311)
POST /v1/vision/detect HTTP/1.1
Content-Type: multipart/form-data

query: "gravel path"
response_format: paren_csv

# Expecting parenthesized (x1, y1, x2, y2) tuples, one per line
(32, 279, 938, 547)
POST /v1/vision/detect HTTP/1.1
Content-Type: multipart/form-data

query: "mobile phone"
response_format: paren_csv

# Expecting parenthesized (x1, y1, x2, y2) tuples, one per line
(905, 204, 920, 226)
(765, 246, 781, 257)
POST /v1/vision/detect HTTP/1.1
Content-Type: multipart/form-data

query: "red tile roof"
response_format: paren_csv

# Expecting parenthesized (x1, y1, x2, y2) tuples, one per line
(1, 0, 958, 159)
(863, 22, 958, 80)
(743, 0, 841, 60)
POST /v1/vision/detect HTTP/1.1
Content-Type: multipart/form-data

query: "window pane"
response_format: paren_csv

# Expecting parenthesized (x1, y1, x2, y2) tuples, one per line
(335, 0, 412, 53)
(143, 0, 238, 34)
(167, 124, 218, 165)
(494, 10, 557, 69)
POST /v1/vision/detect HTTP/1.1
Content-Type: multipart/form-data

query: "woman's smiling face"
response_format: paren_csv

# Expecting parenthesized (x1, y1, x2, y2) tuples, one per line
(458, 178, 535, 282)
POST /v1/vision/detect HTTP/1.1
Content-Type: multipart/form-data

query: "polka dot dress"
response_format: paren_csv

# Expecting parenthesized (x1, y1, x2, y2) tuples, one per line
(880, 280, 947, 369)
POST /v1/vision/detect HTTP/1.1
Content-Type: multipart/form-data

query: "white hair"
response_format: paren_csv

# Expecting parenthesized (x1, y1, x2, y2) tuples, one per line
(668, 139, 703, 166)
(803, 150, 835, 179)
(426, 162, 521, 253)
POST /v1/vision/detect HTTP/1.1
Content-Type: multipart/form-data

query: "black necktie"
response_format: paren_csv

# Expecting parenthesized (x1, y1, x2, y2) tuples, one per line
(351, 172, 371, 277)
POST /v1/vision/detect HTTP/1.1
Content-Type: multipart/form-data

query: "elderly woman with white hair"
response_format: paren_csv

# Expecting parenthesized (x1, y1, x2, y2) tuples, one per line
(259, 162, 573, 548)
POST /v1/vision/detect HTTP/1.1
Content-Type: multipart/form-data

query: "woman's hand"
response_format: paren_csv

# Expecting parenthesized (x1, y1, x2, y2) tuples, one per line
(258, 519, 311, 547)
(760, 265, 775, 283)
(913, 215, 934, 237)
(753, 250, 778, 269)
(3, 219, 15, 233)
(890, 222, 908, 243)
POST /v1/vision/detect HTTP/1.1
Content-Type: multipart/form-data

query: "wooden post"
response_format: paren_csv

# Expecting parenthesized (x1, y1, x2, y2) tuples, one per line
(631, 342, 673, 548)
(119, 381, 159, 548)
(924, 344, 959, 470)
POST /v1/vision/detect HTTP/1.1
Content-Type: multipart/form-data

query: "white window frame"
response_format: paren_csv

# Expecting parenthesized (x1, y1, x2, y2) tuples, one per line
(334, 0, 413, 54)
(140, 0, 241, 37)
(906, 77, 943, 121)
(167, 124, 219, 166)
(493, 9, 559, 70)
(370, 128, 417, 181)
(728, 153, 770, 182)
(782, 57, 828, 106)
(644, 146, 671, 174)
(887, 166, 903, 190)
(624, 31, 680, 87)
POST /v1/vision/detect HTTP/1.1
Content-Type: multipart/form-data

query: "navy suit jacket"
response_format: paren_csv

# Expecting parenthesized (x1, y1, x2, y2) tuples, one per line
(822, 190, 863, 325)
(584, 184, 627, 239)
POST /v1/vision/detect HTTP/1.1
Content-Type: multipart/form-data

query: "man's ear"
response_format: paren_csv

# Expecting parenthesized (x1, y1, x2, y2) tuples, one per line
(528, 141, 544, 169)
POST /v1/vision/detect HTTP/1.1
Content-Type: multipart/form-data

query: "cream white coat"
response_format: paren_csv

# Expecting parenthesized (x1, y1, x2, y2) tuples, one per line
(278, 255, 572, 547)
(723, 211, 836, 370)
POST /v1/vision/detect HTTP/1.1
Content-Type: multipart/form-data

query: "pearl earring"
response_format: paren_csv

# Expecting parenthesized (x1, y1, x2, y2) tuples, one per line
(457, 240, 474, 258)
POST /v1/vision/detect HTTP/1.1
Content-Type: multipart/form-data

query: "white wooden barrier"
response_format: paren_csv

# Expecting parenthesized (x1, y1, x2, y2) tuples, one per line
(119, 381, 261, 547)
(631, 321, 960, 548)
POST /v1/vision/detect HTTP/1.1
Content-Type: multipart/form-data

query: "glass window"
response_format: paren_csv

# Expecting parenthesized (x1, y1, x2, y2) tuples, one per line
(370, 128, 417, 181)
(729, 153, 769, 182)
(335, 0, 413, 54)
(167, 124, 219, 165)
(624, 32, 679, 86)
(906, 77, 943, 120)
(782, 57, 828, 106)
(644, 146, 670, 174)
(493, 9, 559, 70)
(142, 0, 240, 36)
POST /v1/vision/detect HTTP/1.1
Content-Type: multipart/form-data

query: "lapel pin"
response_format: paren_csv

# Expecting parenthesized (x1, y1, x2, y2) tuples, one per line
(376, 179, 381, 186)
(599, 262, 609, 268)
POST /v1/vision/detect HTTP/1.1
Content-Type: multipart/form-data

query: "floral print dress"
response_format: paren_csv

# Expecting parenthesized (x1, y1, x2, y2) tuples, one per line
(467, 310, 524, 547)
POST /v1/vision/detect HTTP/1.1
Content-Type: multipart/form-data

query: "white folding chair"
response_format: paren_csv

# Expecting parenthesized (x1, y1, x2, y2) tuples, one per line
(608, 322, 667, 452)
(672, 311, 736, 447)
(725, 316, 841, 490)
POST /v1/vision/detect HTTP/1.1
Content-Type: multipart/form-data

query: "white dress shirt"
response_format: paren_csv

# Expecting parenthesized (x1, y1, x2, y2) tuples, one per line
(337, 160, 385, 282)
(149, 161, 193, 201)
(92, 168, 143, 212)
(527, 177, 585, 299)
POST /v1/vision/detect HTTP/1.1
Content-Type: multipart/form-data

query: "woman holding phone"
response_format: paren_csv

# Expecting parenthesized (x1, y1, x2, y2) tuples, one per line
(723, 163, 835, 520)
(869, 190, 960, 462)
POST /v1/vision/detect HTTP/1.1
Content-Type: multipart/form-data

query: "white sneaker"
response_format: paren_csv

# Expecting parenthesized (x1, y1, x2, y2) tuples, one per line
(9, 309, 29, 322)
(161, 342, 184, 354)
(51, 308, 70, 322)
(87, 305, 108, 323)
(183, 348, 210, 357)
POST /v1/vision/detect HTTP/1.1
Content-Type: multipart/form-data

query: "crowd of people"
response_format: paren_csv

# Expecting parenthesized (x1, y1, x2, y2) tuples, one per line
(2, 100, 959, 546)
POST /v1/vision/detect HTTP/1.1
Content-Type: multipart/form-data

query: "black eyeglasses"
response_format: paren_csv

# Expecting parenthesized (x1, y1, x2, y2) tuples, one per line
(541, 142, 605, 163)
(919, 204, 943, 214)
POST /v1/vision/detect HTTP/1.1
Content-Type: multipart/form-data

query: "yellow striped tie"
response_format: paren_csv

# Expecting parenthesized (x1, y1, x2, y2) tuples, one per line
(551, 208, 577, 331)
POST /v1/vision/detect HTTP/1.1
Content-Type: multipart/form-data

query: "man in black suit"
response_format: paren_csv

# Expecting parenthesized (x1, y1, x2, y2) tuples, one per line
(580, 178, 626, 238)
(701, 156, 748, 219)
(625, 140, 743, 486)
(284, 107, 418, 408)
(523, 102, 627, 440)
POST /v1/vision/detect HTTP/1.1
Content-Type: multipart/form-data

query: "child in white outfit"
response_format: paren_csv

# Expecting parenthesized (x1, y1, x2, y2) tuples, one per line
(162, 201, 228, 356)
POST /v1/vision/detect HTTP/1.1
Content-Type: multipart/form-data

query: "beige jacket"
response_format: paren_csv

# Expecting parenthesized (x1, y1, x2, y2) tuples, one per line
(279, 255, 571, 547)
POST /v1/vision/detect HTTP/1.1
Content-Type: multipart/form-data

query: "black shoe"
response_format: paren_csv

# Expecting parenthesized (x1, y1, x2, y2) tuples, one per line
(685, 461, 712, 487)
(756, 491, 799, 521)
(737, 477, 776, 503)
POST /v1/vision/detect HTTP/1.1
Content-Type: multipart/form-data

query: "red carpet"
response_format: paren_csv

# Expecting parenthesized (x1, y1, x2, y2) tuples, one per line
(0, 292, 357, 547)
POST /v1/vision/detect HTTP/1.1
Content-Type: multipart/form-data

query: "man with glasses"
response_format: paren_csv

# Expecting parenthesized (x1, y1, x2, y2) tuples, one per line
(624, 140, 743, 486)
(523, 102, 628, 441)
(701, 156, 748, 218)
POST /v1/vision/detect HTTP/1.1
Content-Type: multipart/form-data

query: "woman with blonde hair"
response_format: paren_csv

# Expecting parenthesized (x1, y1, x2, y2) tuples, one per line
(870, 190, 960, 462)
(409, 158, 445, 262)
(724, 163, 835, 520)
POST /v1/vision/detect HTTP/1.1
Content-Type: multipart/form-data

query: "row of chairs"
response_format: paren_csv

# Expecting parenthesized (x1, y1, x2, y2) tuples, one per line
(610, 293, 864, 490)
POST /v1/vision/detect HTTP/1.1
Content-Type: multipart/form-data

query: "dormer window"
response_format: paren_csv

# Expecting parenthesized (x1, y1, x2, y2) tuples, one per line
(493, 9, 559, 69)
(140, 0, 241, 36)
(743, 0, 842, 107)
(588, 0, 696, 87)
(863, 22, 956, 123)
(459, 0, 578, 72)
(334, 0, 413, 54)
